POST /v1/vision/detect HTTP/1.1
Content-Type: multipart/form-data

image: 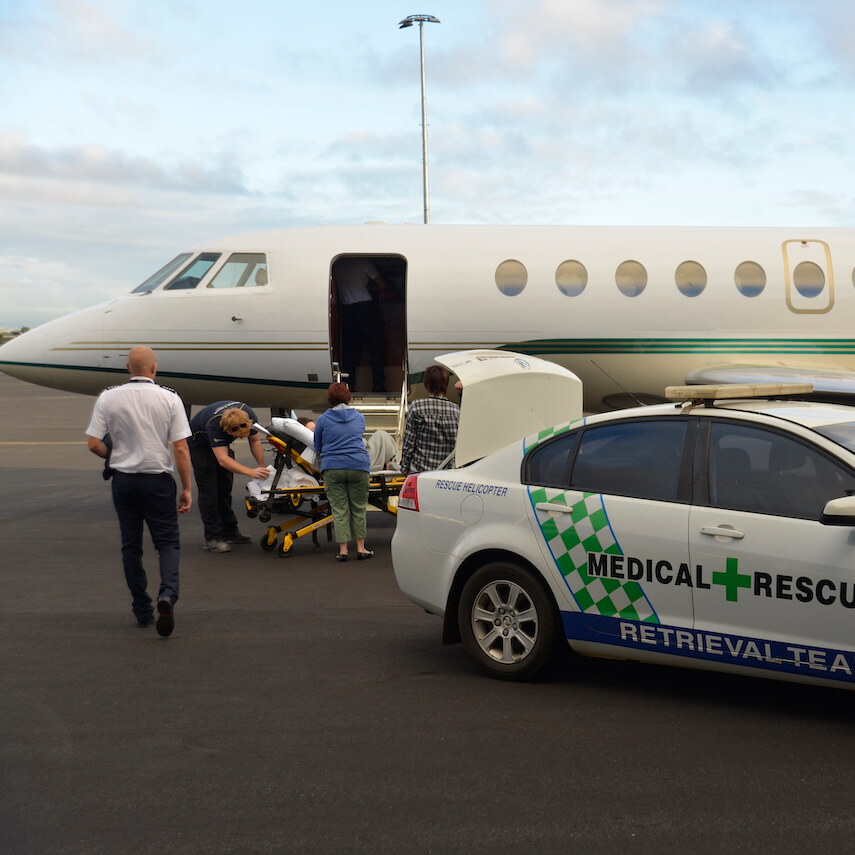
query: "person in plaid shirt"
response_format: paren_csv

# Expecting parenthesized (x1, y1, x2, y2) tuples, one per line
(400, 366, 460, 474)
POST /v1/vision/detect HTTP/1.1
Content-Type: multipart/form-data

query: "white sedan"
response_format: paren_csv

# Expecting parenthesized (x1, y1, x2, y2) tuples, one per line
(393, 353, 855, 688)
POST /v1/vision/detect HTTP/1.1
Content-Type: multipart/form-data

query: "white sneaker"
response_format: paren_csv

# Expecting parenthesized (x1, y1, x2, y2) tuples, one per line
(203, 539, 232, 553)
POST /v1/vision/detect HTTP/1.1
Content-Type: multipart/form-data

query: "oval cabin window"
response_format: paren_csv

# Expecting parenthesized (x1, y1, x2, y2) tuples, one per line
(555, 260, 587, 296)
(734, 261, 766, 297)
(792, 261, 825, 298)
(495, 260, 527, 296)
(675, 260, 707, 297)
(615, 260, 647, 297)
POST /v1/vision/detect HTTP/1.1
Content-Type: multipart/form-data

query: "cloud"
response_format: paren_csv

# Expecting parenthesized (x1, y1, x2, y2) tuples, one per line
(495, 0, 668, 67)
(804, 0, 855, 81)
(670, 19, 779, 93)
(0, 135, 248, 195)
(0, 254, 117, 321)
(16, 0, 156, 63)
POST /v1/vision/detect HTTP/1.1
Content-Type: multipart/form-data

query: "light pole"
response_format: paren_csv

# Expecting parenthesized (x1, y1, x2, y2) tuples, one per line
(398, 14, 440, 224)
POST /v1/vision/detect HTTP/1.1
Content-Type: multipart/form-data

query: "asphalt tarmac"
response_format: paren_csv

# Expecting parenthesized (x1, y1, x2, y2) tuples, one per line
(3, 371, 855, 855)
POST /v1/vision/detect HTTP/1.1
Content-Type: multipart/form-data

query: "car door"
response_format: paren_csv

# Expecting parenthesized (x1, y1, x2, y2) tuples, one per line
(689, 419, 855, 682)
(525, 417, 696, 650)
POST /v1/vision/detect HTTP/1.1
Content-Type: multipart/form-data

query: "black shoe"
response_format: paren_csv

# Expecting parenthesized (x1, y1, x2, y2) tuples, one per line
(357, 550, 374, 561)
(335, 554, 348, 562)
(136, 616, 154, 628)
(156, 599, 174, 637)
(225, 532, 252, 544)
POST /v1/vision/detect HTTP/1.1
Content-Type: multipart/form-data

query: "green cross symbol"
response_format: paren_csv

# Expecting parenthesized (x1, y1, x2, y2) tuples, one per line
(712, 557, 752, 602)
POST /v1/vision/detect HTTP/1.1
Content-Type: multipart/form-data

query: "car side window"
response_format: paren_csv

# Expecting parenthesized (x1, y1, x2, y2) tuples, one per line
(524, 433, 579, 487)
(708, 422, 855, 520)
(569, 419, 688, 502)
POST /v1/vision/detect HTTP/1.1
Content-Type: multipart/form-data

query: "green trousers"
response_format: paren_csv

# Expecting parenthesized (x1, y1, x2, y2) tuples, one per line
(323, 468, 370, 543)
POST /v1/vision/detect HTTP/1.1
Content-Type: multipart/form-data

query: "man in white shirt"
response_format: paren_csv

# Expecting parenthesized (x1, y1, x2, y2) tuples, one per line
(86, 346, 192, 636)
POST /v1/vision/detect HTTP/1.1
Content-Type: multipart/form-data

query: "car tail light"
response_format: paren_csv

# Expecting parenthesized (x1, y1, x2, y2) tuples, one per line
(398, 474, 420, 511)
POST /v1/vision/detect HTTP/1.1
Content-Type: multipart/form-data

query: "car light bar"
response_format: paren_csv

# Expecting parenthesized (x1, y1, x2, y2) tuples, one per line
(665, 382, 813, 402)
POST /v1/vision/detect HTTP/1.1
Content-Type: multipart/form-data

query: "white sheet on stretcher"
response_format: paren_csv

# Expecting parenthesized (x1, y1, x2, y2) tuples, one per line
(246, 465, 319, 501)
(267, 417, 400, 474)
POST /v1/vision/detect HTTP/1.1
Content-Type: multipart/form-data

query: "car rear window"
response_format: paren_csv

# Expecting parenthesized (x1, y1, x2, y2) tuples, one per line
(813, 421, 855, 456)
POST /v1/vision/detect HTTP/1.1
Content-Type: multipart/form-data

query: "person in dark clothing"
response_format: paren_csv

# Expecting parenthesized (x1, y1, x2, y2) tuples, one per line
(188, 401, 269, 553)
(334, 257, 387, 393)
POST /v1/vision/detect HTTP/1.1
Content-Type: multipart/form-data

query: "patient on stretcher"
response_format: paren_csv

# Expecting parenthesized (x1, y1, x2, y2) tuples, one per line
(246, 417, 400, 501)
(292, 417, 399, 473)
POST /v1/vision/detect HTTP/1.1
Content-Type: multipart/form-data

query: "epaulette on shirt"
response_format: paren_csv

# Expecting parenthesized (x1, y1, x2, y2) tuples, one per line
(110, 380, 181, 396)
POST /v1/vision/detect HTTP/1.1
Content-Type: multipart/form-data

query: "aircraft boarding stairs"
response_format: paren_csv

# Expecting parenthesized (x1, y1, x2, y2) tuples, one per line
(348, 380, 408, 468)
(332, 362, 408, 467)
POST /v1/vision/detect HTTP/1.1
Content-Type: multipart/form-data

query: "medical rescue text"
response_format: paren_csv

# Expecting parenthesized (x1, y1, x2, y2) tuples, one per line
(587, 552, 855, 609)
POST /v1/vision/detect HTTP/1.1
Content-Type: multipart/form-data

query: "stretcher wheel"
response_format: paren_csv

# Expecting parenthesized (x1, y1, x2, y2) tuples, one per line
(259, 509, 273, 523)
(246, 507, 259, 519)
(259, 532, 277, 552)
(277, 535, 294, 557)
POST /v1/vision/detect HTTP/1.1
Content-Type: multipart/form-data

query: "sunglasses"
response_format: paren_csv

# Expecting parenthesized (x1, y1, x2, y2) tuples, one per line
(227, 422, 249, 432)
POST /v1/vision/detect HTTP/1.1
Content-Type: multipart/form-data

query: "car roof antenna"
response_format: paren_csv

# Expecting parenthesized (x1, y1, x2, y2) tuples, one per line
(590, 360, 646, 408)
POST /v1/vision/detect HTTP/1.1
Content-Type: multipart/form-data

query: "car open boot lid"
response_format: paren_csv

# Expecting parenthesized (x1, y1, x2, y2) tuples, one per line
(436, 350, 584, 467)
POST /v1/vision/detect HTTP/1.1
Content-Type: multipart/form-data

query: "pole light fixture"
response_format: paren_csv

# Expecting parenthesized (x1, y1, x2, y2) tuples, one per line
(398, 14, 440, 224)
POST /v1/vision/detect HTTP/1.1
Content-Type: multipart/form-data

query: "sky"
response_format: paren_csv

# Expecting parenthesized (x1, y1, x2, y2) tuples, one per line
(1, 0, 854, 328)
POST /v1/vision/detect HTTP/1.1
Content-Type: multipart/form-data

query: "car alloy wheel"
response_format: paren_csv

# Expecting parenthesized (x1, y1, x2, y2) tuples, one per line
(458, 561, 560, 681)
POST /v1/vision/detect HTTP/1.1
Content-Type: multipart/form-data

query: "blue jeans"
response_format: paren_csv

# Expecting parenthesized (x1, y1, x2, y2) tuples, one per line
(111, 471, 180, 620)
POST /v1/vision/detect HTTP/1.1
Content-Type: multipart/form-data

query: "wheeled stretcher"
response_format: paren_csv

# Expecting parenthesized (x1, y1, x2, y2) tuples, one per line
(244, 417, 405, 557)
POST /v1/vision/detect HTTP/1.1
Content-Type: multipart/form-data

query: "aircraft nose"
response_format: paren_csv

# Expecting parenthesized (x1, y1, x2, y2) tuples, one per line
(0, 325, 49, 377)
(0, 309, 109, 396)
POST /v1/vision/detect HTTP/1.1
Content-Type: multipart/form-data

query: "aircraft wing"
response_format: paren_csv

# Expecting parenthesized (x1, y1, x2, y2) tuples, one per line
(686, 364, 855, 400)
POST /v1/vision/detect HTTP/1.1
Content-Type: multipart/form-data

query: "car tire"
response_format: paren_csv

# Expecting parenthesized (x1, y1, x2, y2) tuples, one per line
(458, 561, 562, 681)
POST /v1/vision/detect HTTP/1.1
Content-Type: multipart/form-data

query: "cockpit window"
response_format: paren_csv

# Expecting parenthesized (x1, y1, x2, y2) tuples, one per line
(131, 253, 193, 294)
(208, 253, 268, 288)
(165, 253, 221, 290)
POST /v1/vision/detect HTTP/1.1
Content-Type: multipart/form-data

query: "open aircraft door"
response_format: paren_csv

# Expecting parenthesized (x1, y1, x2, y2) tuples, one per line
(783, 239, 834, 314)
(329, 254, 408, 394)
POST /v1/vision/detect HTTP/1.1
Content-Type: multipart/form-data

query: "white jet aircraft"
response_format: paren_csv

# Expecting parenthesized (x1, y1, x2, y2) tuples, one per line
(2, 223, 854, 413)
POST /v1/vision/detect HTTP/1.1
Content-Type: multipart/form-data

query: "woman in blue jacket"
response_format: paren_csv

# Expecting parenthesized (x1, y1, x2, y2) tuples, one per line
(314, 382, 373, 561)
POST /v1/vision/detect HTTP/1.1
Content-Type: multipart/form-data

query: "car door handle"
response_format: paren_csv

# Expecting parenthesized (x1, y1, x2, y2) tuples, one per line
(535, 502, 573, 514)
(700, 525, 745, 540)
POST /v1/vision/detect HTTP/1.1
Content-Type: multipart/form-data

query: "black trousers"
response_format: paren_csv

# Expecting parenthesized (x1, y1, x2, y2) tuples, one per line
(341, 300, 385, 392)
(189, 443, 240, 542)
(111, 471, 180, 620)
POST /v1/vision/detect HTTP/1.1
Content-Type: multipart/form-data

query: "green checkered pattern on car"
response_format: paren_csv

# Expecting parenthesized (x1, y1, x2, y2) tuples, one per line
(524, 418, 583, 451)
(528, 486, 659, 623)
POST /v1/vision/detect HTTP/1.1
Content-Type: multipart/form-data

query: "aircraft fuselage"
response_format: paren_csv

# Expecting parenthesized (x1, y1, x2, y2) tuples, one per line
(2, 223, 854, 412)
